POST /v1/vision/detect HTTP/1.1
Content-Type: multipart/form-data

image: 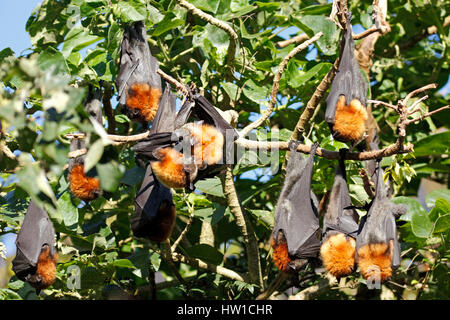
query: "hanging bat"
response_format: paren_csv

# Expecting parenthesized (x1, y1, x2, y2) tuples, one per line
(320, 149, 360, 277)
(131, 84, 178, 242)
(325, 12, 368, 144)
(270, 142, 321, 272)
(356, 159, 408, 283)
(133, 87, 237, 189)
(174, 88, 239, 185)
(12, 201, 58, 292)
(115, 20, 162, 124)
(132, 85, 197, 189)
(68, 87, 103, 202)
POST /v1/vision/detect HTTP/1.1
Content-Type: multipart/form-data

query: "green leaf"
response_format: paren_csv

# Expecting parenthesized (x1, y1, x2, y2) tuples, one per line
(289, 62, 332, 88)
(411, 131, 450, 157)
(243, 79, 269, 104)
(411, 209, 434, 238)
(112, 1, 145, 22)
(84, 139, 104, 173)
(434, 214, 450, 234)
(57, 192, 78, 231)
(62, 26, 101, 58)
(189, 0, 220, 13)
(185, 244, 224, 265)
(96, 161, 126, 192)
(248, 209, 274, 229)
(113, 259, 136, 269)
(426, 189, 450, 208)
(195, 177, 225, 197)
(149, 251, 161, 271)
(152, 12, 184, 37)
(293, 15, 339, 56)
(391, 196, 426, 222)
(38, 47, 69, 75)
(222, 82, 240, 101)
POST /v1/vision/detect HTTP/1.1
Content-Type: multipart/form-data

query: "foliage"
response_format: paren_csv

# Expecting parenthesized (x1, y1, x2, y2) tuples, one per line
(0, 0, 449, 300)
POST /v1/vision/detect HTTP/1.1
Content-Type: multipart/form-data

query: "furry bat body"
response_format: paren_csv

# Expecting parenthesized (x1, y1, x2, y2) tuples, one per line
(115, 21, 162, 124)
(320, 149, 360, 277)
(325, 12, 368, 144)
(356, 160, 408, 282)
(271, 142, 321, 272)
(12, 201, 58, 292)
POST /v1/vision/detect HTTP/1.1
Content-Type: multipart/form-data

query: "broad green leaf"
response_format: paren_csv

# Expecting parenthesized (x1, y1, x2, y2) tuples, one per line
(222, 82, 240, 101)
(185, 244, 224, 265)
(38, 47, 69, 75)
(152, 12, 184, 36)
(57, 191, 78, 231)
(434, 214, 450, 233)
(149, 251, 161, 271)
(426, 189, 450, 208)
(96, 161, 126, 192)
(189, 0, 220, 13)
(293, 15, 339, 56)
(243, 79, 269, 104)
(62, 26, 101, 58)
(84, 139, 104, 173)
(391, 196, 426, 222)
(411, 131, 450, 157)
(289, 62, 332, 88)
(248, 209, 274, 228)
(195, 177, 225, 197)
(113, 259, 136, 269)
(411, 209, 434, 238)
(112, 1, 145, 22)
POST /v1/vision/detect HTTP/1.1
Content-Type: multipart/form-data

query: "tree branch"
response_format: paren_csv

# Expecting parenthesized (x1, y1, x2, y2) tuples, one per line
(221, 165, 264, 289)
(171, 205, 195, 252)
(171, 251, 248, 282)
(157, 69, 189, 96)
(288, 274, 336, 300)
(240, 32, 324, 138)
(177, 0, 238, 69)
(102, 82, 116, 134)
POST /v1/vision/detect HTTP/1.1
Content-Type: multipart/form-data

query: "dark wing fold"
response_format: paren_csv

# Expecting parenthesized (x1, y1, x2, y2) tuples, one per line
(12, 201, 56, 280)
(115, 20, 161, 110)
(131, 164, 174, 238)
(322, 150, 359, 239)
(325, 12, 368, 125)
(356, 160, 407, 268)
(272, 142, 321, 260)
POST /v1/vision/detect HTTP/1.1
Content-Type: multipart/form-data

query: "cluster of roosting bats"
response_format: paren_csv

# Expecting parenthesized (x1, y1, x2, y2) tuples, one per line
(11, 14, 407, 294)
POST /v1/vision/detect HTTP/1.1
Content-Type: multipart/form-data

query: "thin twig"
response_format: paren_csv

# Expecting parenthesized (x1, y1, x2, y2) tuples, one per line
(171, 204, 195, 252)
(0, 141, 16, 159)
(171, 251, 248, 282)
(352, 26, 382, 40)
(402, 83, 437, 106)
(240, 32, 323, 138)
(407, 105, 450, 125)
(369, 99, 397, 111)
(157, 69, 189, 96)
(407, 95, 429, 114)
(161, 240, 185, 284)
(256, 272, 291, 300)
